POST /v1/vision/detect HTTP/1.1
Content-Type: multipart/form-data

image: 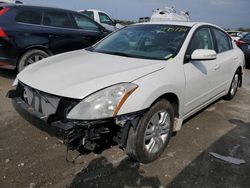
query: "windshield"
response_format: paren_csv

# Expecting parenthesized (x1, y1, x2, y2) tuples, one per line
(90, 24, 190, 60)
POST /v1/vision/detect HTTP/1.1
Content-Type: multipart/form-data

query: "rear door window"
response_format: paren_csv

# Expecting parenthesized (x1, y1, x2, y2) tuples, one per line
(72, 13, 100, 32)
(15, 10, 42, 25)
(43, 11, 72, 28)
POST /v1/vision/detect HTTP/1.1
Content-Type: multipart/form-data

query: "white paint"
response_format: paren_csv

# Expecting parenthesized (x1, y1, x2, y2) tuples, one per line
(17, 22, 245, 126)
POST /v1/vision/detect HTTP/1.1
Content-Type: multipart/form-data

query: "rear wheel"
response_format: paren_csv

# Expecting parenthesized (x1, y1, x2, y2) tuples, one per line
(224, 70, 240, 100)
(126, 99, 174, 163)
(17, 49, 49, 72)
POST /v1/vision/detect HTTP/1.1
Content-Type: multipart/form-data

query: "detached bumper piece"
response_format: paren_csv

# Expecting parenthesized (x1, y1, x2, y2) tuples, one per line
(8, 83, 146, 151)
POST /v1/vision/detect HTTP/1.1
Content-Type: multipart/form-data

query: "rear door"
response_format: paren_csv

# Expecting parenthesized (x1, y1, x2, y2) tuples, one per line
(70, 13, 108, 48)
(211, 27, 237, 92)
(42, 9, 80, 54)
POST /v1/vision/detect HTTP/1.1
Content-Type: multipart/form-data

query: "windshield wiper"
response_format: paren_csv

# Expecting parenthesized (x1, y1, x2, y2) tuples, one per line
(103, 51, 133, 57)
(164, 54, 174, 60)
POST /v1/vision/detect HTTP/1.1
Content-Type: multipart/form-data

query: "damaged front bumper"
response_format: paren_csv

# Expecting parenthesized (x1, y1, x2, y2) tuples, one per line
(8, 85, 146, 151)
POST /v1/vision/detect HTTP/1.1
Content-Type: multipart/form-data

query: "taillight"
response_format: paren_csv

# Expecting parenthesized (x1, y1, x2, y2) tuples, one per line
(236, 40, 247, 46)
(0, 7, 10, 16)
(0, 28, 7, 37)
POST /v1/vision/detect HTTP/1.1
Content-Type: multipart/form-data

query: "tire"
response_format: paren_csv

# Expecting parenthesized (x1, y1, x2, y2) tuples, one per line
(17, 49, 49, 72)
(126, 99, 174, 163)
(224, 70, 240, 100)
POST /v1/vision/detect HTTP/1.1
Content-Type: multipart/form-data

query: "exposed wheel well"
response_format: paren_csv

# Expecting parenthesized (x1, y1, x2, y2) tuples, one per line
(153, 93, 179, 118)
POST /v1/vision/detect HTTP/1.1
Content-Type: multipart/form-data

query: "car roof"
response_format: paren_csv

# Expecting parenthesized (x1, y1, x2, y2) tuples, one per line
(135, 21, 215, 28)
(84, 9, 105, 13)
(1, 3, 76, 13)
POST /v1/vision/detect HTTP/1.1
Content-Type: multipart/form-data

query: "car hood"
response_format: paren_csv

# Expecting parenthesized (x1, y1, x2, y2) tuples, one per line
(17, 50, 165, 99)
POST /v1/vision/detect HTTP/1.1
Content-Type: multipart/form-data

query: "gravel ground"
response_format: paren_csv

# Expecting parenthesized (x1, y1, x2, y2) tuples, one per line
(0, 68, 249, 188)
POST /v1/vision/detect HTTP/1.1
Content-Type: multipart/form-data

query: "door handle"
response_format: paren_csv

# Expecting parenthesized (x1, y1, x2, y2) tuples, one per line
(214, 64, 220, 70)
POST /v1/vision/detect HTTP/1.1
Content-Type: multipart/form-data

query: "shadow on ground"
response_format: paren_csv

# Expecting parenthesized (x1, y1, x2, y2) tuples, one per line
(169, 119, 250, 188)
(69, 157, 161, 188)
(68, 119, 250, 188)
(0, 69, 16, 79)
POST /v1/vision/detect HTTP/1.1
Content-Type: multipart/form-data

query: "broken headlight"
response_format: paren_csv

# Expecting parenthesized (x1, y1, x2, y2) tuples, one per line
(66, 83, 138, 120)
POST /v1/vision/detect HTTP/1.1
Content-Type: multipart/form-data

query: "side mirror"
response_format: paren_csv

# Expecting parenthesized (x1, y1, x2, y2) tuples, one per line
(191, 49, 217, 60)
(112, 19, 117, 26)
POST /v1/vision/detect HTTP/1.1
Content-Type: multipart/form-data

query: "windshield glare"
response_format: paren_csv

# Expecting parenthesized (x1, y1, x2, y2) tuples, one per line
(92, 24, 190, 60)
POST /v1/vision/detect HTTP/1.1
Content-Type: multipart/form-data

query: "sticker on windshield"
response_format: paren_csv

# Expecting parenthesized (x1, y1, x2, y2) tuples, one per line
(159, 26, 189, 33)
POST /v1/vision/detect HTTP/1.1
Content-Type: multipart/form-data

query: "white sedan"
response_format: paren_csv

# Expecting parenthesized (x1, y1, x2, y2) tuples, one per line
(9, 21, 245, 163)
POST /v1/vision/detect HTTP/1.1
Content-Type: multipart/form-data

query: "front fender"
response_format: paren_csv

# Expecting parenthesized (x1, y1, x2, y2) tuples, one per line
(117, 67, 185, 117)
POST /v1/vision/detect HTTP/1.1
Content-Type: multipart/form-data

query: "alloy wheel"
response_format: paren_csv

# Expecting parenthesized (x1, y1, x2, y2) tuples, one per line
(144, 110, 170, 154)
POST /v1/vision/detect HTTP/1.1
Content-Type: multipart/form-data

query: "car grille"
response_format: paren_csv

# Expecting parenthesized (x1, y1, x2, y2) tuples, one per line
(20, 83, 61, 117)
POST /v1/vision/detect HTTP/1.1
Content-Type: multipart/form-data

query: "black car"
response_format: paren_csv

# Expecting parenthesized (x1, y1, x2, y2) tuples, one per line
(236, 32, 250, 68)
(0, 4, 110, 72)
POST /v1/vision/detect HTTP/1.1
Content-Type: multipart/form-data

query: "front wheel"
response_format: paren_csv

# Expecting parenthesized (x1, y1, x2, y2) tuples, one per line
(126, 99, 174, 163)
(224, 70, 240, 100)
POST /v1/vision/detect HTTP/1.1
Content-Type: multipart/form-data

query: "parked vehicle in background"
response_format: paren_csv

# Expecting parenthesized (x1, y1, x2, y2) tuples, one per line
(0, 0, 23, 4)
(0, 0, 22, 3)
(227, 31, 243, 41)
(0, 4, 110, 72)
(236, 32, 250, 68)
(138, 17, 150, 23)
(79, 9, 124, 31)
(9, 21, 244, 163)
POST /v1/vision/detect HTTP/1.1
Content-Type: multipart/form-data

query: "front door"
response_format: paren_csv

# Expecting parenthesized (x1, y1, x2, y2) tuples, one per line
(183, 27, 219, 115)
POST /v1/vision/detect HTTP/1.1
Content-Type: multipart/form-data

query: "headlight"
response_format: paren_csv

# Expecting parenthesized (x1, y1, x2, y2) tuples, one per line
(67, 83, 138, 120)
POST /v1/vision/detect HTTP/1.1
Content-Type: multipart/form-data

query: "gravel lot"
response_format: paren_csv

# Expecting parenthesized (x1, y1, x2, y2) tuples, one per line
(0, 68, 249, 188)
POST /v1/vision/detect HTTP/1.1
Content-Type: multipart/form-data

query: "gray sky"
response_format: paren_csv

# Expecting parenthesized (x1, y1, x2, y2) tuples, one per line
(22, 0, 250, 29)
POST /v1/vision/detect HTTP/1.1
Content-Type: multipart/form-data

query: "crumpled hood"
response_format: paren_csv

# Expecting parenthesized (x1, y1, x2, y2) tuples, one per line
(17, 50, 165, 99)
